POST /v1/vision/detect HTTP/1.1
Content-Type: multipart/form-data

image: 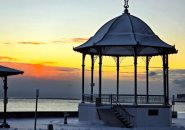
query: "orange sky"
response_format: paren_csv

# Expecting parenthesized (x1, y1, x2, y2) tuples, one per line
(0, 0, 184, 75)
(0, 1, 184, 98)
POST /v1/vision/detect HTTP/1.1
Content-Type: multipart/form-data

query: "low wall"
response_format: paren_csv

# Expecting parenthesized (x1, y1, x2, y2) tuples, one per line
(0, 111, 78, 118)
(79, 103, 172, 127)
(124, 105, 172, 127)
(78, 103, 99, 121)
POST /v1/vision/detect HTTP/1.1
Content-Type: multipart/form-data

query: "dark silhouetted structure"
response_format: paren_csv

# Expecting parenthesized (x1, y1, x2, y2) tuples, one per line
(0, 66, 23, 128)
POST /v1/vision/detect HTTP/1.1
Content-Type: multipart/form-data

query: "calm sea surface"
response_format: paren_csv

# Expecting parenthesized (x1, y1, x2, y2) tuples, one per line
(0, 99, 80, 112)
(0, 98, 184, 112)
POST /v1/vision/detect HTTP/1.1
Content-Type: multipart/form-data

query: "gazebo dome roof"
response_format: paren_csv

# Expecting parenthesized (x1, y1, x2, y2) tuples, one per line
(74, 11, 177, 56)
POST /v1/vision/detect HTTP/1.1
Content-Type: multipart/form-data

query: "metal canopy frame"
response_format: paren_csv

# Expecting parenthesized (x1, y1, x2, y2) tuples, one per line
(0, 66, 23, 128)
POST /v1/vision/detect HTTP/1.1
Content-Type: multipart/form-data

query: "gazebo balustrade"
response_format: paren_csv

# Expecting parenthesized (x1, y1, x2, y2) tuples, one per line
(83, 94, 165, 105)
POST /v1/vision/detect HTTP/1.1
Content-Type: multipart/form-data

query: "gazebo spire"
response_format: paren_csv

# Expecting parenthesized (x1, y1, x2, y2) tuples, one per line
(124, 0, 129, 13)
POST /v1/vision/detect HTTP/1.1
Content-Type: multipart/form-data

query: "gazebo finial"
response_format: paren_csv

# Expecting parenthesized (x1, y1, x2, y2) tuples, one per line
(124, 0, 129, 13)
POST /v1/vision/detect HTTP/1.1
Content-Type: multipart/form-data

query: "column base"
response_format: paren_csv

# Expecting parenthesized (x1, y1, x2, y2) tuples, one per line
(0, 123, 10, 128)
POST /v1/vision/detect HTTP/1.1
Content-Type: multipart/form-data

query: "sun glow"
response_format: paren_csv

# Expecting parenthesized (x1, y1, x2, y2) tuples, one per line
(0, 0, 184, 81)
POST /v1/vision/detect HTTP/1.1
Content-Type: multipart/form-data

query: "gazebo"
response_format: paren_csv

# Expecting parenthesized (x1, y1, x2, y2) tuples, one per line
(0, 66, 23, 128)
(74, 0, 177, 128)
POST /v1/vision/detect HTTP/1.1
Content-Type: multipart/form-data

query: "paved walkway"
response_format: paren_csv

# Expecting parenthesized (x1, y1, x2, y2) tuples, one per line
(0, 118, 184, 130)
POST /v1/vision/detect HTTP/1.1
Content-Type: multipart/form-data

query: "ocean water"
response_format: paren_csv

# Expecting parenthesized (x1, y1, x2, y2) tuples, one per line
(0, 98, 184, 129)
(0, 98, 80, 112)
(173, 102, 185, 112)
(0, 98, 184, 112)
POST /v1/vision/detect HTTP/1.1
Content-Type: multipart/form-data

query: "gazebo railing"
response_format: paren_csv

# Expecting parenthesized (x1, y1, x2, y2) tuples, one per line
(84, 94, 165, 104)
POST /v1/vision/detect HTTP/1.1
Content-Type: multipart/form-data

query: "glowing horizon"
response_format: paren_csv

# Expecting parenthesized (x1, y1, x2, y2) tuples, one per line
(0, 0, 184, 71)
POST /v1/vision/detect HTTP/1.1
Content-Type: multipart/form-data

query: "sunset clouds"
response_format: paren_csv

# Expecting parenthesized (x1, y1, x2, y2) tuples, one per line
(0, 56, 17, 61)
(0, 62, 81, 80)
(18, 42, 46, 45)
(0, 61, 185, 98)
(0, 0, 184, 98)
(52, 37, 88, 44)
(2, 37, 88, 46)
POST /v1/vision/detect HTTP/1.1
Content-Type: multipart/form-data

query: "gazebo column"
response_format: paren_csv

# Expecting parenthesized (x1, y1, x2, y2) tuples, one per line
(134, 47, 138, 105)
(98, 48, 102, 100)
(166, 54, 169, 104)
(116, 56, 120, 101)
(90, 54, 95, 102)
(82, 53, 86, 103)
(146, 56, 149, 103)
(1, 76, 10, 128)
(162, 53, 167, 104)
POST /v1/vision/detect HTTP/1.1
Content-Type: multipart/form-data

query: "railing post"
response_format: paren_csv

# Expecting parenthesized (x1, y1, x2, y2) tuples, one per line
(110, 94, 113, 107)
(34, 89, 39, 130)
(172, 95, 175, 112)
